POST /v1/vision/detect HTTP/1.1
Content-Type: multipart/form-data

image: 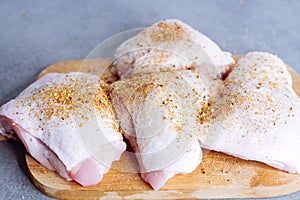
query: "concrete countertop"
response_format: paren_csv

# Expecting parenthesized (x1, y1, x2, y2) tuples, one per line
(0, 0, 299, 199)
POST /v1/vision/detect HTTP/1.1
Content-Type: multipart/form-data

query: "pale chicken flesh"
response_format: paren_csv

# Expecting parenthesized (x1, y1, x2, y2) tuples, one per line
(0, 72, 126, 186)
(200, 52, 300, 173)
(111, 69, 220, 190)
(113, 19, 235, 79)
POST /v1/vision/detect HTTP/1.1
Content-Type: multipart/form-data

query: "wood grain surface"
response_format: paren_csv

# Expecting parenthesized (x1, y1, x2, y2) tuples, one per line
(0, 135, 6, 141)
(12, 58, 300, 199)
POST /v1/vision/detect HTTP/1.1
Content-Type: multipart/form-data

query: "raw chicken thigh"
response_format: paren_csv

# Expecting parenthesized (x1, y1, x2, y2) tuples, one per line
(200, 52, 300, 173)
(0, 72, 126, 186)
(2, 14, 299, 192)
(111, 69, 218, 190)
(113, 19, 235, 79)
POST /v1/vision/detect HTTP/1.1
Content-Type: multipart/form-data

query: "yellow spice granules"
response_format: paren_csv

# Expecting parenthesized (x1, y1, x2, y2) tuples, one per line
(47, 87, 73, 105)
(198, 101, 213, 124)
(151, 21, 184, 43)
(27, 77, 114, 121)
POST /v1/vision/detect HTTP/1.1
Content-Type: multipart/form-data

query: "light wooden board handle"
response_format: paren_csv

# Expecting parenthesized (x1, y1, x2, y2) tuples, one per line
(0, 135, 7, 141)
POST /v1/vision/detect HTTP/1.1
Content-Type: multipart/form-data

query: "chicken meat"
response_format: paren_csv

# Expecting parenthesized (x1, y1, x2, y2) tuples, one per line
(0, 72, 126, 186)
(111, 69, 220, 190)
(113, 19, 235, 79)
(200, 52, 300, 173)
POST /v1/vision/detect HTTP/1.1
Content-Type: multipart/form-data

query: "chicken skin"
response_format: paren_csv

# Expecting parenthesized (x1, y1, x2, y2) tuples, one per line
(111, 69, 221, 190)
(113, 19, 235, 79)
(200, 52, 300, 173)
(0, 72, 126, 186)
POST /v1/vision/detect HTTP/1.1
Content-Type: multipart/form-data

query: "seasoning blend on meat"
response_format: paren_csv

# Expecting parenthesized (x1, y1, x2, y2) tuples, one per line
(1, 17, 300, 191)
(0, 72, 126, 186)
(111, 70, 219, 190)
(113, 19, 235, 79)
(200, 52, 300, 173)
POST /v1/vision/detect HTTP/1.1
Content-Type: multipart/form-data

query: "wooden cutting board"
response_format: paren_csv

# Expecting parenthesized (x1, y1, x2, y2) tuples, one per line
(17, 58, 300, 199)
(0, 135, 6, 141)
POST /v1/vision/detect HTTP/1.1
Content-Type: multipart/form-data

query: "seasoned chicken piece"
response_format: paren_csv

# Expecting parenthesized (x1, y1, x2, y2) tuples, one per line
(200, 52, 300, 173)
(111, 69, 218, 190)
(113, 19, 235, 79)
(0, 72, 126, 186)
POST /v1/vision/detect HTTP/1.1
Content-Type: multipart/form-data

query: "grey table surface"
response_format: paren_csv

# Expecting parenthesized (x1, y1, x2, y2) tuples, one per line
(0, 0, 300, 199)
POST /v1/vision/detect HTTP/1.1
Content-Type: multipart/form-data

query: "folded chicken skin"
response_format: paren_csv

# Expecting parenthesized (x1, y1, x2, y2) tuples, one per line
(200, 52, 300, 173)
(111, 69, 221, 190)
(0, 72, 126, 186)
(113, 19, 235, 79)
